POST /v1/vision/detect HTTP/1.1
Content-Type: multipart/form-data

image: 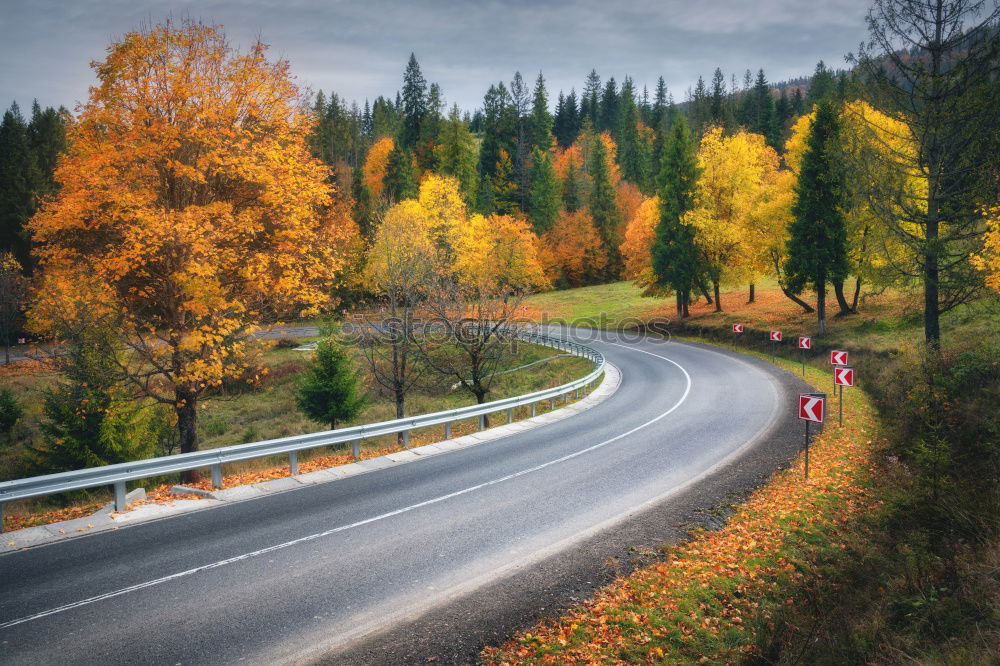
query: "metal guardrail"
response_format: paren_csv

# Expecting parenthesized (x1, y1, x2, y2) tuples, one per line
(0, 331, 605, 528)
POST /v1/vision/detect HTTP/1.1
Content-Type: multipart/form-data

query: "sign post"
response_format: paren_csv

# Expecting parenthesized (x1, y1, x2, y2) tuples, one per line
(769, 330, 782, 362)
(797, 336, 812, 376)
(830, 350, 848, 389)
(834, 366, 854, 426)
(798, 392, 826, 479)
(732, 323, 743, 347)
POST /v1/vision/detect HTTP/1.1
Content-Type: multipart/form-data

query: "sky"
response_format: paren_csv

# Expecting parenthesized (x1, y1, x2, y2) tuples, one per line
(0, 0, 873, 114)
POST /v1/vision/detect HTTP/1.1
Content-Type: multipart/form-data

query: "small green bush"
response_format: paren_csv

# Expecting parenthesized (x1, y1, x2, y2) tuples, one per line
(0, 386, 23, 438)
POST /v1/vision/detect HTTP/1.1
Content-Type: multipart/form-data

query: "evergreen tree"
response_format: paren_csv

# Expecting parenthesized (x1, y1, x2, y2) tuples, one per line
(361, 99, 373, 138)
(416, 81, 444, 169)
(28, 100, 66, 196)
(616, 78, 649, 192)
(791, 88, 805, 117)
(383, 146, 417, 203)
(295, 339, 366, 430)
(562, 159, 585, 213)
(528, 72, 553, 151)
(710, 67, 727, 126)
(491, 149, 520, 216)
(807, 61, 837, 105)
(527, 148, 561, 234)
(784, 100, 849, 335)
(434, 104, 479, 203)
(599, 77, 618, 132)
(31, 326, 158, 476)
(350, 165, 375, 239)
(582, 69, 601, 126)
(690, 76, 710, 135)
(0, 103, 41, 267)
(588, 136, 621, 278)
(478, 82, 517, 183)
(652, 76, 668, 131)
(652, 116, 701, 319)
(0, 386, 22, 441)
(400, 53, 427, 150)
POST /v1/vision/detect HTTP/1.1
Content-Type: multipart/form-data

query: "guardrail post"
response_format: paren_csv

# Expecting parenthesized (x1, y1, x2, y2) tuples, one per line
(352, 439, 361, 458)
(211, 464, 223, 489)
(507, 408, 513, 424)
(549, 397, 555, 410)
(479, 414, 486, 430)
(114, 481, 127, 511)
(1, 501, 5, 533)
(531, 403, 536, 417)
(444, 422, 451, 439)
(289, 451, 298, 476)
(402, 430, 410, 448)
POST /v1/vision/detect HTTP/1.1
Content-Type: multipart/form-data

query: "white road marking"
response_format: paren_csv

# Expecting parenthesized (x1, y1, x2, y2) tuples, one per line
(0, 345, 691, 631)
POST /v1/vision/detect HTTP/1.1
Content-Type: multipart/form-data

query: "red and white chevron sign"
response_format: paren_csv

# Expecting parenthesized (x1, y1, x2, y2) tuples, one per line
(798, 394, 825, 422)
(733, 323, 744, 333)
(798, 336, 812, 349)
(770, 330, 782, 342)
(834, 366, 855, 387)
(830, 350, 848, 365)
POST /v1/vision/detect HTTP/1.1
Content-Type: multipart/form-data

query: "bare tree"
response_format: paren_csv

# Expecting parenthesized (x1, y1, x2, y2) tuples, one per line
(851, 0, 1000, 346)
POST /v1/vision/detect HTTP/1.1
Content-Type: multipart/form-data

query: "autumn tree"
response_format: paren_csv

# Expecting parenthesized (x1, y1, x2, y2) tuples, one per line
(28, 21, 356, 470)
(541, 209, 608, 287)
(621, 195, 661, 289)
(973, 206, 1000, 292)
(363, 136, 395, 202)
(852, 0, 1000, 346)
(784, 100, 850, 335)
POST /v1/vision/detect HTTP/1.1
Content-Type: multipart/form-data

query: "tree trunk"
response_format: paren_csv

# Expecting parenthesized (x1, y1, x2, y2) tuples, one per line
(771, 251, 814, 313)
(713, 279, 722, 313)
(833, 279, 853, 315)
(748, 283, 755, 304)
(851, 276, 862, 312)
(816, 281, 827, 336)
(675, 291, 683, 320)
(925, 199, 941, 348)
(682, 291, 690, 318)
(696, 278, 712, 305)
(395, 389, 405, 445)
(176, 387, 199, 483)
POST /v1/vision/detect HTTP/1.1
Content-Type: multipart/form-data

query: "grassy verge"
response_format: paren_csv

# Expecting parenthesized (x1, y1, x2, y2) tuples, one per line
(483, 349, 884, 664)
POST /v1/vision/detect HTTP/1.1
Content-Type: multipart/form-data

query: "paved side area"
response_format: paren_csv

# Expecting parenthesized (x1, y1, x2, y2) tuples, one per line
(1, 364, 619, 553)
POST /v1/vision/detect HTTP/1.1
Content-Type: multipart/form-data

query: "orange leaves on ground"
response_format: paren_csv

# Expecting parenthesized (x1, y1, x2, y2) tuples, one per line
(483, 365, 884, 664)
(540, 209, 609, 288)
(363, 136, 394, 201)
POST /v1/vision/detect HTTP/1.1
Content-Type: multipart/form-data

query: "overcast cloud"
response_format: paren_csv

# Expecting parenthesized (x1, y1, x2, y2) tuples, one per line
(0, 0, 872, 113)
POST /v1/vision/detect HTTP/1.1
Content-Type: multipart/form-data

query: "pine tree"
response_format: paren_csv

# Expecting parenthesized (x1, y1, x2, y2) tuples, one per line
(807, 61, 837, 105)
(562, 159, 585, 213)
(295, 339, 366, 430)
(710, 67, 727, 126)
(478, 82, 517, 183)
(383, 146, 417, 203)
(749, 69, 780, 149)
(400, 53, 427, 150)
(784, 100, 849, 335)
(528, 72, 553, 151)
(588, 136, 621, 278)
(527, 148, 561, 234)
(350, 165, 375, 239)
(652, 116, 701, 319)
(652, 76, 668, 131)
(690, 76, 710, 135)
(416, 81, 443, 169)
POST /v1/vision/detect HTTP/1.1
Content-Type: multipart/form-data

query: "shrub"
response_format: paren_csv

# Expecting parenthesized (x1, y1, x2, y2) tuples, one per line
(0, 386, 23, 439)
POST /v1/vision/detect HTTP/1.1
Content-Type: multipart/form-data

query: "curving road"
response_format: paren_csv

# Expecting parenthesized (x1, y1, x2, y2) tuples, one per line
(0, 332, 800, 665)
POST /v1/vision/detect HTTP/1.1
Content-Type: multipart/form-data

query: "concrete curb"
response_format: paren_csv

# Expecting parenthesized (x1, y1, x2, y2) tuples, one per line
(1, 364, 621, 553)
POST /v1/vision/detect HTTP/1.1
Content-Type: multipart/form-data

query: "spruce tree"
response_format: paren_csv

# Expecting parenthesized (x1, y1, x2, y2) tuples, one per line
(295, 340, 366, 430)
(588, 136, 621, 278)
(383, 146, 417, 203)
(562, 159, 585, 213)
(582, 70, 601, 126)
(528, 72, 553, 151)
(616, 78, 648, 192)
(651, 116, 701, 319)
(807, 61, 837, 105)
(710, 67, 727, 126)
(0, 103, 41, 266)
(400, 53, 427, 150)
(527, 148, 561, 234)
(478, 82, 517, 183)
(784, 100, 849, 335)
(599, 77, 618, 133)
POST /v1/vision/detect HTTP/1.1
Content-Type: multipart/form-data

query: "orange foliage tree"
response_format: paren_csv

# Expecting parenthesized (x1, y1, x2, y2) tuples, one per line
(540, 209, 608, 287)
(28, 20, 356, 466)
(363, 136, 394, 202)
(620, 196, 660, 288)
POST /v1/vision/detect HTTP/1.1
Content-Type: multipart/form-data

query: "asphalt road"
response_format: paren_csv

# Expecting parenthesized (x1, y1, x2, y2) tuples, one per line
(0, 331, 795, 665)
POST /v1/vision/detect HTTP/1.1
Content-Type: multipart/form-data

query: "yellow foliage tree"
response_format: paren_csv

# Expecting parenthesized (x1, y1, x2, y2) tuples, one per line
(973, 206, 1000, 292)
(688, 127, 781, 310)
(28, 21, 354, 464)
